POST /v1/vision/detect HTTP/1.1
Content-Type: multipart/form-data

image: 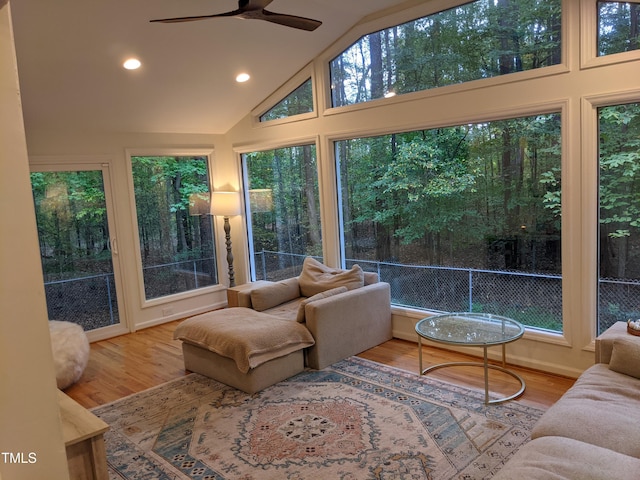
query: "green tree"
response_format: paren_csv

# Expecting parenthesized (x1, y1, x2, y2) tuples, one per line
(598, 103, 640, 278)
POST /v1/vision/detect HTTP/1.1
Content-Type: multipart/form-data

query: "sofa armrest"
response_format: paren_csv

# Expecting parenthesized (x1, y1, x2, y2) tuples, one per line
(595, 321, 640, 364)
(227, 280, 275, 308)
(363, 271, 379, 285)
(304, 282, 392, 369)
(230, 278, 301, 310)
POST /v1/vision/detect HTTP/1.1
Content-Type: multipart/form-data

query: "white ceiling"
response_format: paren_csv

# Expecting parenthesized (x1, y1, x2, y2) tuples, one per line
(10, 0, 413, 135)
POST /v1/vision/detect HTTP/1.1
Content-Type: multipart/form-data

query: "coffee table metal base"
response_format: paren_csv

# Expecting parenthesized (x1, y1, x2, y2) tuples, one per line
(419, 338, 525, 405)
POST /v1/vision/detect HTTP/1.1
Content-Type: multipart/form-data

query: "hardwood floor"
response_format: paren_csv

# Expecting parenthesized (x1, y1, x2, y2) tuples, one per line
(64, 320, 575, 410)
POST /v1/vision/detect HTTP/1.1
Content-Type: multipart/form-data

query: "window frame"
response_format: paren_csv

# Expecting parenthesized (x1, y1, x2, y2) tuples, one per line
(582, 90, 640, 341)
(320, 0, 570, 117)
(324, 97, 573, 347)
(125, 148, 223, 310)
(251, 64, 318, 127)
(28, 156, 131, 342)
(236, 136, 325, 281)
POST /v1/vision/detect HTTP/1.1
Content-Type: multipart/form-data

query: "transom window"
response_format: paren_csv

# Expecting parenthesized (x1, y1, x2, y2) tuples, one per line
(260, 78, 314, 122)
(330, 0, 562, 107)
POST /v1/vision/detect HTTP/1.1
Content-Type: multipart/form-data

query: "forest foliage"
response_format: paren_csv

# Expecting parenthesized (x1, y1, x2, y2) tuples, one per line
(31, 156, 218, 300)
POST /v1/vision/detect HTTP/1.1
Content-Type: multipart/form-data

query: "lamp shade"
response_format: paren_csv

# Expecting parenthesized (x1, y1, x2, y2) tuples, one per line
(249, 189, 273, 213)
(188, 192, 211, 216)
(210, 191, 241, 217)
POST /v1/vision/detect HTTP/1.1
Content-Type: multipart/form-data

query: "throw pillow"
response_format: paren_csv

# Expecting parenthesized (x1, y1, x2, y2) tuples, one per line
(296, 286, 348, 322)
(250, 278, 300, 312)
(609, 337, 640, 379)
(298, 256, 364, 297)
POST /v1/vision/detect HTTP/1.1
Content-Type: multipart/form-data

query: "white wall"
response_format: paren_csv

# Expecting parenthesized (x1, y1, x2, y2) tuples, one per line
(0, 4, 69, 479)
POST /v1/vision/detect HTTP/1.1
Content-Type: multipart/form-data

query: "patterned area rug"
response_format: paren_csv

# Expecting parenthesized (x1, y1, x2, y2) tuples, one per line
(93, 357, 543, 479)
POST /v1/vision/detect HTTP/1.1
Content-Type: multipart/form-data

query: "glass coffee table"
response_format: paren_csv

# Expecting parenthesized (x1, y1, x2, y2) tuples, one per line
(415, 312, 526, 404)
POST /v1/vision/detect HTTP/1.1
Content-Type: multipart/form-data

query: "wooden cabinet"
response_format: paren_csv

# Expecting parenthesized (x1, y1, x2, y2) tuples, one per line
(57, 390, 109, 480)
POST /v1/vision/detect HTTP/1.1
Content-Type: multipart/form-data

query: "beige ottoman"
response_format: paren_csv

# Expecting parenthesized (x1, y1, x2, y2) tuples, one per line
(174, 307, 315, 394)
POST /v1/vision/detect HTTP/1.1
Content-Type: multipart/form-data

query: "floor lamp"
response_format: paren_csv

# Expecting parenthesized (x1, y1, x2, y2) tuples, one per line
(211, 191, 242, 287)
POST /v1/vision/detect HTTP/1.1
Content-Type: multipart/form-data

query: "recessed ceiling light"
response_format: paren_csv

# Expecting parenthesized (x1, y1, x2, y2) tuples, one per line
(123, 58, 142, 70)
(236, 73, 251, 83)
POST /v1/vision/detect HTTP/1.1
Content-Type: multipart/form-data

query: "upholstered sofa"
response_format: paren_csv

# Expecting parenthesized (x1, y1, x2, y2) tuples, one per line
(227, 257, 393, 370)
(494, 321, 640, 479)
(173, 257, 393, 393)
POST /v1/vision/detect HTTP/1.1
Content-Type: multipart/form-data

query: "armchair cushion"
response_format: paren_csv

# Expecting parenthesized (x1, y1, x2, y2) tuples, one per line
(295, 286, 348, 322)
(174, 308, 314, 373)
(250, 278, 300, 312)
(610, 338, 640, 379)
(298, 256, 364, 297)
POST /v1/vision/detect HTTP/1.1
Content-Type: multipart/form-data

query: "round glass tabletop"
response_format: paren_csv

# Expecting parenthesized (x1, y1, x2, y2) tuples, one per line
(415, 312, 525, 347)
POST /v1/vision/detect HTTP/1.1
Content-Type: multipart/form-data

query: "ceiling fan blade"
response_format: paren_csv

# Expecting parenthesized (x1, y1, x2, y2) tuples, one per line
(260, 10, 322, 31)
(244, 0, 274, 8)
(150, 0, 322, 31)
(150, 10, 241, 24)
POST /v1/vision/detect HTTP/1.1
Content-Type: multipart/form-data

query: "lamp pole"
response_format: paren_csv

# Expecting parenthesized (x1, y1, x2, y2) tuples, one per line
(223, 216, 235, 287)
(210, 191, 241, 288)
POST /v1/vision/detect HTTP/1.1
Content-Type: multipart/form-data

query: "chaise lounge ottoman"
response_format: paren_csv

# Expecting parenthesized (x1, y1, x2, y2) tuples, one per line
(173, 307, 315, 394)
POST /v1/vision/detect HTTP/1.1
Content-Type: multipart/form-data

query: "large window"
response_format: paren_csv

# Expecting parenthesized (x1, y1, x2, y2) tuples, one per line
(598, 2, 640, 56)
(243, 145, 321, 280)
(598, 102, 640, 334)
(336, 114, 562, 331)
(330, 0, 561, 107)
(131, 156, 217, 300)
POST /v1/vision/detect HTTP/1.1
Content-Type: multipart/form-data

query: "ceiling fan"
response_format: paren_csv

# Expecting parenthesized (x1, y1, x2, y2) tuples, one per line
(150, 0, 322, 32)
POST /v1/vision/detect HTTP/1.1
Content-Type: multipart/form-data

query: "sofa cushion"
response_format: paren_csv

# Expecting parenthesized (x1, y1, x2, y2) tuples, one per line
(250, 278, 300, 311)
(609, 337, 640, 379)
(263, 298, 302, 323)
(493, 436, 640, 480)
(531, 363, 640, 458)
(298, 256, 364, 297)
(296, 286, 348, 322)
(174, 307, 315, 373)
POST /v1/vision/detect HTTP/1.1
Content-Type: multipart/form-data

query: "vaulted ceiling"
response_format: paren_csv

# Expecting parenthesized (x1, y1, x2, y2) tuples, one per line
(11, 0, 415, 135)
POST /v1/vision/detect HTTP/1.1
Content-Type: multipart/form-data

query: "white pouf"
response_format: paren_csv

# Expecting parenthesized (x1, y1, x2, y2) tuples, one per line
(49, 320, 90, 389)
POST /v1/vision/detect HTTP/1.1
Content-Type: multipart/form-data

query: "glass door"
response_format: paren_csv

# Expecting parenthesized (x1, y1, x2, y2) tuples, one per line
(30, 165, 126, 337)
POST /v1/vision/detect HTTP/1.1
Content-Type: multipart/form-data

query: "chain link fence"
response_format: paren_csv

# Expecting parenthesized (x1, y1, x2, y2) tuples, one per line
(47, 251, 640, 335)
(45, 274, 119, 330)
(44, 258, 216, 332)
(349, 259, 563, 332)
(253, 251, 563, 331)
(599, 278, 640, 334)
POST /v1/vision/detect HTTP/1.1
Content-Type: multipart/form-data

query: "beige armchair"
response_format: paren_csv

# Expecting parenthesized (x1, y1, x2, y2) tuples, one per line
(227, 258, 393, 370)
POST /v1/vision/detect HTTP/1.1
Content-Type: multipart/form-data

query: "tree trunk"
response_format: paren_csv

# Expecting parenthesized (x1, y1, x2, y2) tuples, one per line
(369, 30, 384, 99)
(303, 145, 321, 248)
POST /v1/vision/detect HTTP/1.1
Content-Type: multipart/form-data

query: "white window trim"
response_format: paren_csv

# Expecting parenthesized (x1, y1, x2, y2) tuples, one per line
(324, 98, 573, 348)
(319, 0, 570, 115)
(251, 63, 318, 128)
(124, 147, 224, 310)
(581, 90, 640, 353)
